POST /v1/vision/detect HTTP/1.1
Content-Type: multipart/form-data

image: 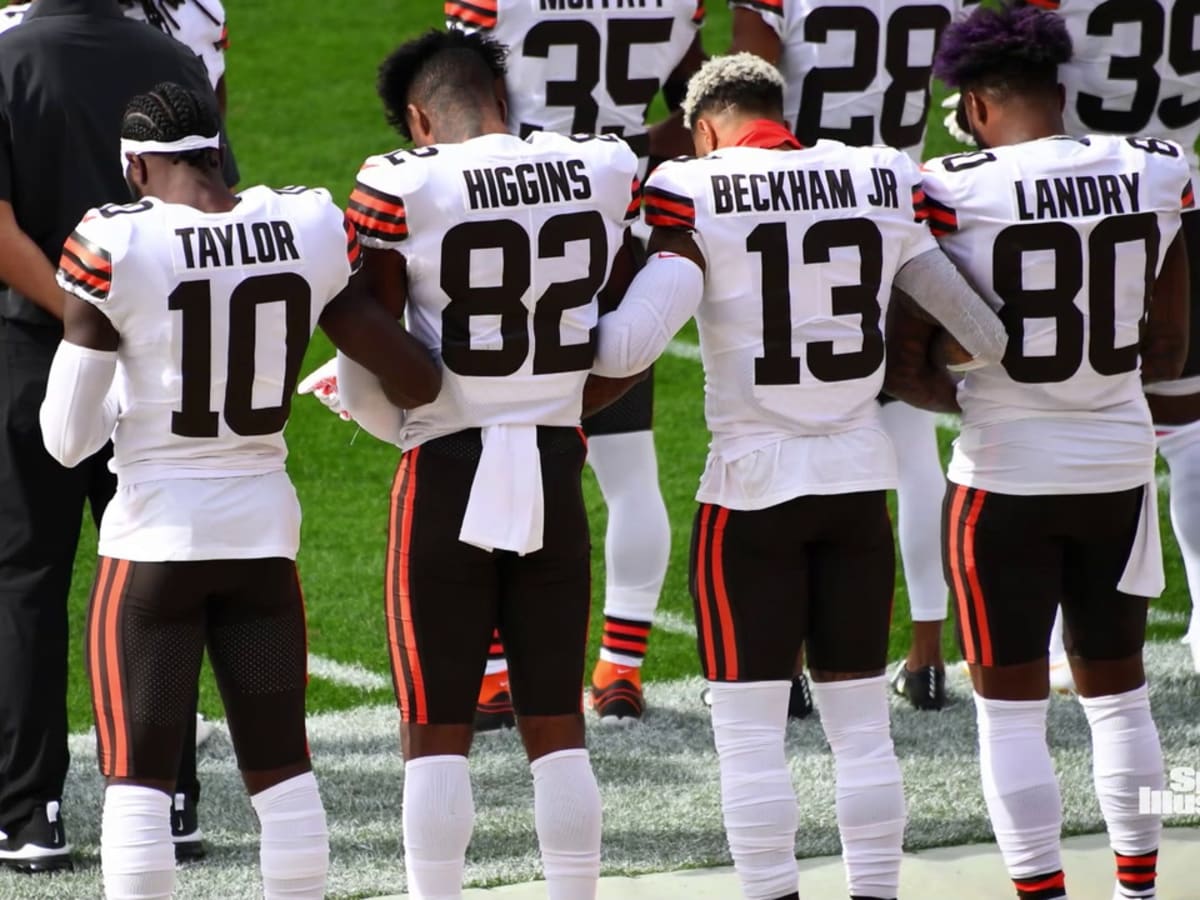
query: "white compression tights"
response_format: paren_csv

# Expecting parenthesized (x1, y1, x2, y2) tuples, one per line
(879, 402, 948, 623)
(587, 431, 671, 624)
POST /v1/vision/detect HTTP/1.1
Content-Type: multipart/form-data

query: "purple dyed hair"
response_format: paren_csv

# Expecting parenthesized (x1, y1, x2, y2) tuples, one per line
(934, 3, 1073, 90)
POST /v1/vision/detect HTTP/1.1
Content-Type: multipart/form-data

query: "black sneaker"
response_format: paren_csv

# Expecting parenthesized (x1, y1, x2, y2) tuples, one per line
(171, 793, 206, 862)
(0, 801, 73, 873)
(788, 673, 813, 720)
(891, 661, 946, 711)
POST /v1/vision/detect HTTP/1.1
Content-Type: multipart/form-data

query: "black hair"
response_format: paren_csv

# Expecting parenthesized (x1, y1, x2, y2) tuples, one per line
(117, 0, 185, 35)
(934, 2, 1073, 100)
(121, 82, 221, 170)
(377, 29, 508, 140)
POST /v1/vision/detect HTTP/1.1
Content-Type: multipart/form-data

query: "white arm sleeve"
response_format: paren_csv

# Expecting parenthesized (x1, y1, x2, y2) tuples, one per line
(894, 248, 1009, 365)
(39, 341, 119, 468)
(336, 352, 404, 446)
(593, 252, 705, 378)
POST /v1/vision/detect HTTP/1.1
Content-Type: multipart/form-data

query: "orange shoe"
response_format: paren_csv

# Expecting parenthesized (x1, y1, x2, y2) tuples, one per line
(589, 660, 645, 724)
(474, 671, 515, 732)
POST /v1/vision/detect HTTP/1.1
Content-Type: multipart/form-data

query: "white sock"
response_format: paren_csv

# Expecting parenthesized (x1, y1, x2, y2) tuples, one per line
(250, 771, 329, 900)
(401, 756, 474, 900)
(879, 402, 949, 623)
(587, 432, 671, 632)
(1159, 424, 1200, 648)
(708, 681, 799, 900)
(974, 695, 1064, 881)
(531, 748, 602, 900)
(101, 785, 175, 900)
(811, 676, 905, 899)
(1079, 685, 1162, 899)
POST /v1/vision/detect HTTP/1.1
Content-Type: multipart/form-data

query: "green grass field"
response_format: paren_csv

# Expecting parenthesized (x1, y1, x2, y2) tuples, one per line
(48, 0, 1193, 735)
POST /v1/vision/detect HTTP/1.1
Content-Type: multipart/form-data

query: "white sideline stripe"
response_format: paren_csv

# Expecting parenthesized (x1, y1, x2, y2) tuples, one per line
(307, 654, 390, 691)
(1149, 608, 1189, 626)
(654, 610, 697, 637)
(665, 339, 702, 361)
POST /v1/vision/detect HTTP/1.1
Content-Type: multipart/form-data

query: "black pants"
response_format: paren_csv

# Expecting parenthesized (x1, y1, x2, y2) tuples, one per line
(689, 492, 895, 681)
(0, 318, 197, 832)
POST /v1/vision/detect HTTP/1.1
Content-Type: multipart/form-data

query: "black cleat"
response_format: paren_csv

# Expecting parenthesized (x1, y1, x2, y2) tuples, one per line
(171, 793, 206, 862)
(788, 673, 813, 720)
(891, 661, 946, 711)
(0, 802, 73, 873)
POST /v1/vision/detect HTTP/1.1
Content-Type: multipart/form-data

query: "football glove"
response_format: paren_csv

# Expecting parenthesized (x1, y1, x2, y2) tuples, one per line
(297, 358, 351, 421)
(942, 93, 976, 147)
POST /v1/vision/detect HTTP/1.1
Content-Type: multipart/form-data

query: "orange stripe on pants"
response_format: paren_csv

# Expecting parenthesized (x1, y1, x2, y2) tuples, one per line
(386, 454, 411, 717)
(88, 557, 114, 773)
(395, 448, 428, 723)
(103, 559, 132, 778)
(710, 508, 738, 680)
(962, 490, 993, 667)
(695, 505, 717, 679)
(947, 485, 978, 663)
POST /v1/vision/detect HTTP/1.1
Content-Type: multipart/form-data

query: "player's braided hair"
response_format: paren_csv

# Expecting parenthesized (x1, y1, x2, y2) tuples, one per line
(117, 0, 185, 35)
(681, 54, 786, 129)
(121, 82, 221, 170)
(377, 29, 508, 141)
(934, 3, 1073, 97)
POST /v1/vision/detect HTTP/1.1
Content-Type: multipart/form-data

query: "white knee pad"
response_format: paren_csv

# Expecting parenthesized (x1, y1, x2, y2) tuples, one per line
(878, 403, 948, 623)
(586, 431, 671, 623)
(1080, 685, 1164, 858)
(708, 681, 799, 900)
(811, 676, 905, 899)
(101, 785, 175, 900)
(974, 695, 1063, 880)
(250, 771, 329, 900)
(402, 755, 474, 900)
(531, 748, 602, 900)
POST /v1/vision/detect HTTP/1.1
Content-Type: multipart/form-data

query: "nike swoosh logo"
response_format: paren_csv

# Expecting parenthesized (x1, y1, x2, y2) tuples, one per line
(614, 667, 634, 676)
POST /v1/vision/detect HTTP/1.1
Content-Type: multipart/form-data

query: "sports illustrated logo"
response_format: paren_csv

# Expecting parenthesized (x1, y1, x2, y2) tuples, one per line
(1139, 767, 1200, 815)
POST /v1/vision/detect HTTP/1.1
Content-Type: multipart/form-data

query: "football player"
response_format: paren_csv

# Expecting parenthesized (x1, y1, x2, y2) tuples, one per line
(590, 54, 1007, 899)
(119, 1, 228, 113)
(338, 30, 645, 898)
(0, 2, 28, 34)
(889, 6, 1190, 898)
(444, 0, 706, 725)
(731, 0, 962, 709)
(1038, 0, 1200, 678)
(38, 82, 439, 900)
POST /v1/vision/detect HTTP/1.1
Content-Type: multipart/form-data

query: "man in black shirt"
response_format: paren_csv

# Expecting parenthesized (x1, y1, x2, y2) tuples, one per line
(0, 0, 233, 870)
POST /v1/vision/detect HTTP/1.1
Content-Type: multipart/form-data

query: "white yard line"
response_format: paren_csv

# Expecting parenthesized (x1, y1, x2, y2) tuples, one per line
(1148, 608, 1189, 627)
(665, 339, 702, 362)
(307, 654, 390, 691)
(654, 610, 698, 637)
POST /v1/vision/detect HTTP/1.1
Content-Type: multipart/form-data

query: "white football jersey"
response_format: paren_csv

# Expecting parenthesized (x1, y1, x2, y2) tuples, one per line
(645, 141, 938, 508)
(0, 2, 28, 34)
(122, 0, 227, 89)
(1048, 0, 1200, 182)
(347, 131, 639, 449)
(730, 0, 958, 160)
(58, 186, 359, 486)
(921, 135, 1192, 494)
(446, 0, 703, 178)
